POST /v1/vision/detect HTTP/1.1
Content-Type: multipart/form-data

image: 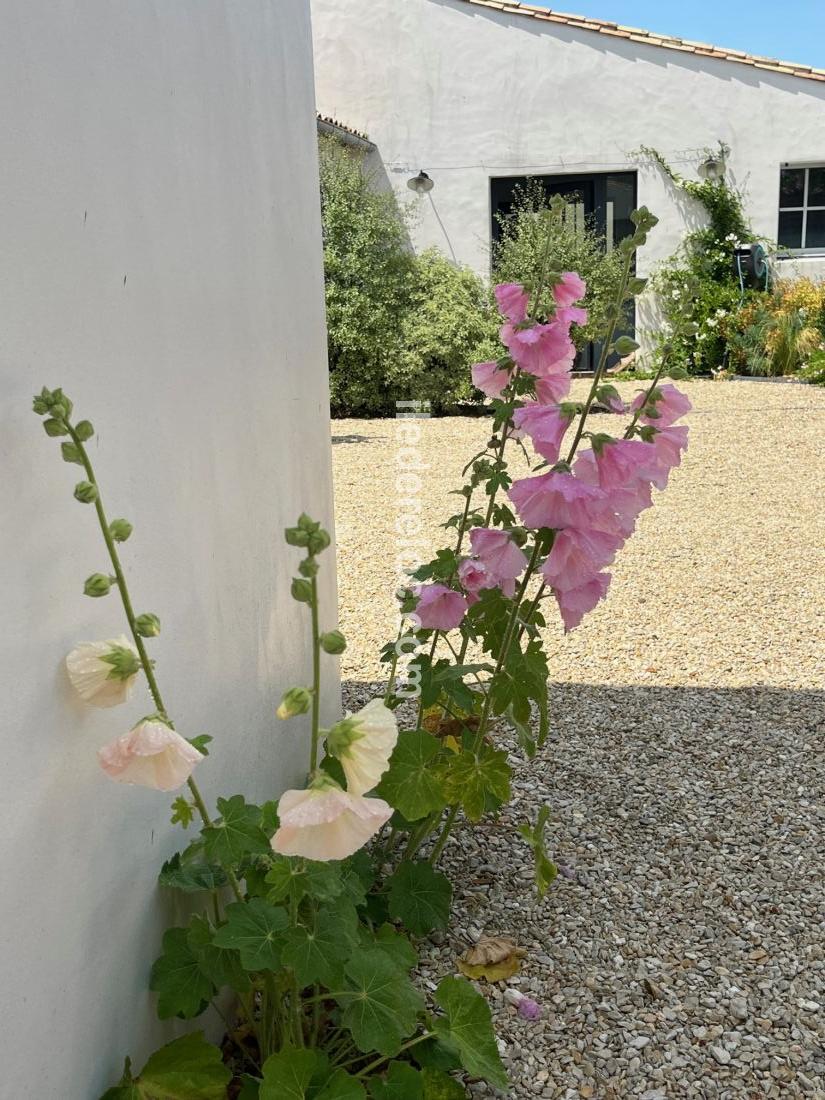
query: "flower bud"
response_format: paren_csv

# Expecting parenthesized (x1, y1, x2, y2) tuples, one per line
(61, 442, 84, 466)
(306, 528, 331, 555)
(100, 644, 142, 681)
(320, 630, 346, 655)
(299, 557, 320, 578)
(84, 573, 112, 598)
(109, 518, 133, 542)
(277, 686, 312, 720)
(291, 578, 313, 604)
(74, 420, 94, 442)
(43, 418, 68, 437)
(135, 613, 161, 637)
(74, 480, 98, 504)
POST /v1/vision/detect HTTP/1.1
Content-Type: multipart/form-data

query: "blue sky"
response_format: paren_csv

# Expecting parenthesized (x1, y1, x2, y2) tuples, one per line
(528, 1, 825, 69)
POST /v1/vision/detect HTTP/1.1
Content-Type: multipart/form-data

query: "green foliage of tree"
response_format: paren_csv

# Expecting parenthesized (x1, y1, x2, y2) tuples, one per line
(492, 179, 626, 347)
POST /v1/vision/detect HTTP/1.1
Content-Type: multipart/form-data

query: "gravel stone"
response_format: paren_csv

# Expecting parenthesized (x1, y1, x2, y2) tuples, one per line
(333, 380, 825, 1097)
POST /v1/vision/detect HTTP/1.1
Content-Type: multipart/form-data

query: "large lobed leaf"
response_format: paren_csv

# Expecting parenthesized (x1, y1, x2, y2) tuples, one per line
(336, 949, 425, 1055)
(387, 861, 452, 937)
(99, 1032, 230, 1100)
(433, 977, 507, 1089)
(213, 898, 289, 972)
(376, 730, 448, 822)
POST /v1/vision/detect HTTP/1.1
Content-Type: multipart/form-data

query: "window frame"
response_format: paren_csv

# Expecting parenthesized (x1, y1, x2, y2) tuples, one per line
(778, 162, 825, 256)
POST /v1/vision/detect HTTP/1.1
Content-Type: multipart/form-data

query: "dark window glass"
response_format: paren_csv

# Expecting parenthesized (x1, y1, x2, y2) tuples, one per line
(805, 209, 825, 249)
(809, 167, 825, 207)
(606, 174, 636, 247)
(778, 210, 803, 249)
(779, 167, 805, 208)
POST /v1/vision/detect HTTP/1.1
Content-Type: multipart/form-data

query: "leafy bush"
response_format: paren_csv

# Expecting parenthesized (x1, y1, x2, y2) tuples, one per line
(394, 249, 500, 412)
(724, 276, 825, 376)
(800, 349, 825, 386)
(492, 180, 626, 347)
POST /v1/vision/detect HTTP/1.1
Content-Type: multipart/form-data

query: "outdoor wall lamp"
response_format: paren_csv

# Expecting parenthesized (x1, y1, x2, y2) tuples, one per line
(407, 170, 434, 194)
(698, 153, 725, 181)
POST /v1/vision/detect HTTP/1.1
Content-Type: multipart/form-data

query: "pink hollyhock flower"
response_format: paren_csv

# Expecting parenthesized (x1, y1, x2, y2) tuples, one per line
(535, 370, 573, 405)
(472, 360, 511, 399)
(512, 403, 575, 464)
(575, 449, 653, 537)
(541, 527, 622, 591)
(555, 305, 588, 327)
(554, 573, 611, 632)
(328, 699, 398, 796)
(500, 319, 574, 377)
(509, 471, 606, 531)
(649, 424, 689, 486)
(505, 988, 543, 1019)
(414, 583, 469, 630)
(457, 556, 490, 600)
(494, 282, 529, 323)
(631, 383, 692, 427)
(272, 780, 392, 861)
(469, 527, 528, 597)
(98, 719, 204, 791)
(553, 271, 586, 308)
(593, 438, 660, 492)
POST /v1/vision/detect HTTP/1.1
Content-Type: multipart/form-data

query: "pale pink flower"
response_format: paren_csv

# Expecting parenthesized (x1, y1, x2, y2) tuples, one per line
(541, 527, 622, 591)
(555, 305, 588, 327)
(413, 583, 469, 630)
(553, 271, 586, 308)
(592, 438, 660, 492)
(66, 635, 140, 708)
(601, 389, 626, 414)
(512, 403, 574, 464)
(575, 449, 653, 536)
(469, 528, 528, 597)
(98, 719, 203, 791)
(535, 371, 573, 405)
(330, 699, 398, 796)
(472, 361, 511, 399)
(458, 557, 490, 600)
(649, 424, 689, 486)
(554, 573, 611, 632)
(631, 383, 692, 427)
(500, 320, 574, 377)
(272, 782, 392, 861)
(494, 282, 529, 323)
(509, 471, 606, 531)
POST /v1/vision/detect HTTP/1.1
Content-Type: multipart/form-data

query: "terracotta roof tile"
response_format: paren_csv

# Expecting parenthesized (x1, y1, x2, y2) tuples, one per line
(452, 0, 825, 83)
(316, 114, 375, 147)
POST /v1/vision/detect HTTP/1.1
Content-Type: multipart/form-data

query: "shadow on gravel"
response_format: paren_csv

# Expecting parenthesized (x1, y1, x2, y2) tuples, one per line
(342, 679, 825, 1093)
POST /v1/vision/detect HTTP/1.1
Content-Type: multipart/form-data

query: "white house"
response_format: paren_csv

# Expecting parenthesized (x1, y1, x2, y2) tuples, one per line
(0, 1, 336, 1094)
(312, 0, 825, 349)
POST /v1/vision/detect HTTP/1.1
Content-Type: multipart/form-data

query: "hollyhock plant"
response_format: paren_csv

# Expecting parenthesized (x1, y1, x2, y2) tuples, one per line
(553, 270, 587, 308)
(632, 382, 692, 426)
(649, 423, 689, 484)
(494, 282, 529, 323)
(509, 470, 607, 531)
(554, 573, 612, 633)
(469, 527, 528, 597)
(414, 582, 469, 630)
(271, 778, 393, 861)
(66, 635, 141, 707)
(326, 698, 398, 796)
(98, 719, 204, 791)
(458, 556, 490, 600)
(512, 402, 575, 464)
(535, 370, 573, 405)
(472, 360, 511, 399)
(541, 527, 621, 592)
(500, 317, 574, 377)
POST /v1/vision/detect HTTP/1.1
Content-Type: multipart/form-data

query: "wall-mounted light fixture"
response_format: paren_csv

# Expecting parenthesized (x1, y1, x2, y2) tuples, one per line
(407, 170, 434, 194)
(698, 152, 725, 181)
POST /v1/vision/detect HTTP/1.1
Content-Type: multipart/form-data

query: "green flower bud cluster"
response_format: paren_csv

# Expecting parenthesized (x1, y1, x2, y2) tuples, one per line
(285, 513, 331, 556)
(74, 480, 98, 504)
(277, 686, 312, 720)
(135, 613, 161, 637)
(84, 573, 114, 598)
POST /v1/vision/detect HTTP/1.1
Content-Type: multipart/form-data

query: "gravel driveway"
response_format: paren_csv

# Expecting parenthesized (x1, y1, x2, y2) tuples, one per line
(331, 379, 825, 1099)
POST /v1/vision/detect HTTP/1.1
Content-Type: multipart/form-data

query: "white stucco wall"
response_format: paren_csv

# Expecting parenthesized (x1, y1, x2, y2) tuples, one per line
(312, 0, 825, 316)
(0, 2, 336, 1096)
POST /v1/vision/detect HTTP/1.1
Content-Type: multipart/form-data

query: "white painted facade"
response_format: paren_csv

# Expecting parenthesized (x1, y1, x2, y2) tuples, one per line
(0, 2, 335, 1095)
(312, 0, 825, 343)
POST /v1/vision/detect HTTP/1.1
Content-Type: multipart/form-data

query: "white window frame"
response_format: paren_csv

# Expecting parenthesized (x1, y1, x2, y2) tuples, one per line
(778, 162, 825, 256)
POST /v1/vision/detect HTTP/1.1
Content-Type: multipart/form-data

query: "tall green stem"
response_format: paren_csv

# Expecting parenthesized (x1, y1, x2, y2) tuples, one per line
(309, 574, 322, 773)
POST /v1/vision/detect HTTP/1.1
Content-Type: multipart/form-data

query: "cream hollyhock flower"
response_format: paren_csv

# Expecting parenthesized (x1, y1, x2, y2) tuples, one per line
(271, 778, 392, 861)
(326, 698, 398, 796)
(66, 635, 141, 707)
(98, 719, 204, 791)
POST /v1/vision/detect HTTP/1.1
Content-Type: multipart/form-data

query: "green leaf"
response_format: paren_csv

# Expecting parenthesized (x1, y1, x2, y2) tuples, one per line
(265, 855, 344, 906)
(202, 795, 270, 866)
(260, 1047, 320, 1100)
(158, 849, 227, 893)
(213, 898, 289, 971)
(442, 745, 511, 822)
(387, 861, 452, 937)
(100, 1033, 230, 1099)
(187, 915, 251, 993)
(433, 977, 507, 1089)
(518, 805, 557, 898)
(364, 923, 417, 974)
(336, 949, 425, 1055)
(281, 898, 358, 988)
(421, 1069, 465, 1100)
(376, 730, 448, 822)
(316, 1069, 366, 1099)
(237, 1078, 260, 1100)
(149, 928, 215, 1020)
(170, 797, 196, 829)
(368, 1062, 424, 1099)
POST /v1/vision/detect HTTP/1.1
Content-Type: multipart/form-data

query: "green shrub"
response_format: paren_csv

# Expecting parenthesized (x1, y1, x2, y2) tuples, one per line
(800, 349, 825, 386)
(492, 181, 626, 347)
(393, 249, 500, 412)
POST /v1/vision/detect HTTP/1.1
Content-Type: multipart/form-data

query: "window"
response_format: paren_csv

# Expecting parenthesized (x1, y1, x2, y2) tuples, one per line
(778, 165, 825, 252)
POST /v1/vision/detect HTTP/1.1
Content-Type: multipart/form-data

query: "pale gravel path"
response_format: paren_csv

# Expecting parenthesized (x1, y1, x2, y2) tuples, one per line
(331, 380, 825, 1099)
